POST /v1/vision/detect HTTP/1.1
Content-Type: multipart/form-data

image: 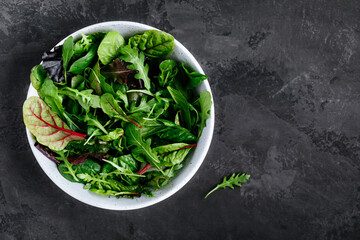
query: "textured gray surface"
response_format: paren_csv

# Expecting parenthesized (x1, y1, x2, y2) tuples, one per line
(1, 0, 360, 239)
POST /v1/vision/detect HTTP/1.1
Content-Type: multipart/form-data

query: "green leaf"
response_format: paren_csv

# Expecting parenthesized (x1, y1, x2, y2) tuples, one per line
(30, 65, 47, 90)
(98, 31, 125, 65)
(129, 30, 175, 59)
(119, 45, 151, 90)
(71, 75, 85, 89)
(62, 36, 74, 71)
(59, 87, 101, 111)
(87, 62, 102, 95)
(100, 93, 128, 122)
(204, 173, 250, 199)
(167, 86, 191, 129)
(69, 44, 98, 74)
(125, 124, 165, 174)
(23, 97, 86, 150)
(198, 91, 212, 137)
(38, 78, 65, 119)
(129, 96, 156, 114)
(158, 59, 178, 87)
(98, 128, 123, 141)
(181, 63, 208, 90)
(77, 159, 101, 175)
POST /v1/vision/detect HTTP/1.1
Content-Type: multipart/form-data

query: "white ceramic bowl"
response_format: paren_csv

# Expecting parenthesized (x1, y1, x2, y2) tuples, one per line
(26, 21, 215, 210)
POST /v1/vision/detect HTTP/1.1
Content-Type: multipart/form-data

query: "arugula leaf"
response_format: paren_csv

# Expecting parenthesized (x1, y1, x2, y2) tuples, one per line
(167, 86, 191, 129)
(129, 30, 175, 59)
(129, 96, 156, 114)
(125, 124, 165, 174)
(98, 31, 125, 65)
(181, 63, 208, 90)
(100, 93, 128, 122)
(204, 173, 250, 199)
(158, 59, 178, 87)
(59, 87, 100, 111)
(30, 65, 47, 90)
(198, 91, 212, 137)
(69, 44, 98, 74)
(62, 36, 74, 71)
(119, 45, 150, 90)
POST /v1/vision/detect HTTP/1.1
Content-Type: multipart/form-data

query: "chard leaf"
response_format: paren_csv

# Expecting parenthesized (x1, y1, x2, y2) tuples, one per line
(62, 36, 74, 71)
(30, 65, 47, 90)
(23, 97, 86, 150)
(181, 63, 208, 90)
(199, 91, 212, 137)
(100, 93, 128, 122)
(69, 44, 98, 74)
(98, 31, 125, 65)
(158, 59, 178, 87)
(167, 86, 191, 129)
(129, 30, 175, 59)
(119, 45, 150, 90)
(125, 124, 165, 174)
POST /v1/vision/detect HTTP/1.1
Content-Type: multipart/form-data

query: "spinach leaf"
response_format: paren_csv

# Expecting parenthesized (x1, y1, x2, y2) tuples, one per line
(71, 75, 85, 89)
(69, 44, 98, 74)
(62, 36, 74, 71)
(30, 65, 47, 90)
(125, 124, 165, 174)
(98, 31, 125, 65)
(158, 59, 178, 87)
(129, 30, 175, 59)
(77, 159, 101, 175)
(100, 93, 128, 122)
(198, 91, 212, 137)
(119, 45, 150, 90)
(167, 86, 191, 129)
(181, 63, 208, 90)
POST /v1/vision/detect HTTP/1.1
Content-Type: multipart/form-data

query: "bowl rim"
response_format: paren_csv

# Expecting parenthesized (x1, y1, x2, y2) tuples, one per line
(25, 21, 215, 210)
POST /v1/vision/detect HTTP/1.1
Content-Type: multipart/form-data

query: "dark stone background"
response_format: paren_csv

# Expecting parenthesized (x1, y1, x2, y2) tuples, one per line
(1, 0, 360, 239)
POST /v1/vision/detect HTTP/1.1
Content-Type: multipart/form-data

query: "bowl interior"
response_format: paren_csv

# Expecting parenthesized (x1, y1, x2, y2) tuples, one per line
(26, 21, 214, 210)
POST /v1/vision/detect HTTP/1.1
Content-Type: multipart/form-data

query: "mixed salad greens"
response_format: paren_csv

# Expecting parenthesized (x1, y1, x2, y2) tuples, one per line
(23, 29, 212, 198)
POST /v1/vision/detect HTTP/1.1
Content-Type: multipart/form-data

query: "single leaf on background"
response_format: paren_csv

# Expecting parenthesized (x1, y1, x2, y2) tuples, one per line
(204, 173, 250, 199)
(158, 59, 178, 87)
(30, 65, 47, 90)
(23, 97, 86, 151)
(181, 63, 208, 90)
(100, 93, 128, 122)
(62, 36, 74, 71)
(167, 86, 191, 129)
(98, 31, 125, 65)
(119, 45, 150, 90)
(198, 91, 212, 137)
(125, 124, 165, 175)
(129, 30, 175, 59)
(69, 44, 98, 74)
